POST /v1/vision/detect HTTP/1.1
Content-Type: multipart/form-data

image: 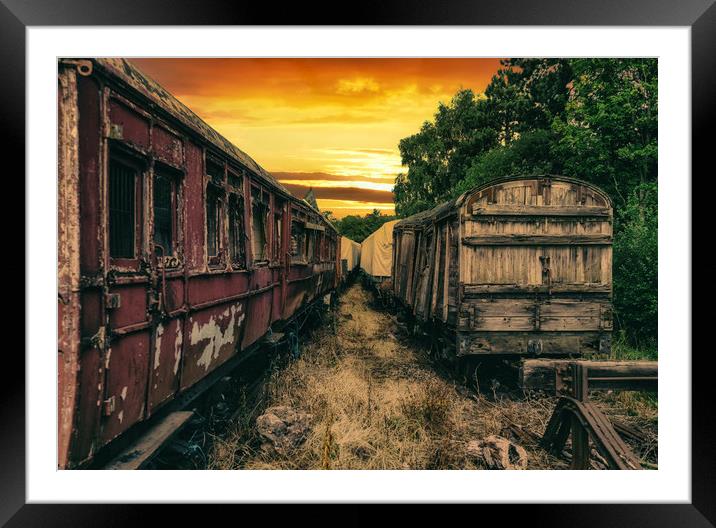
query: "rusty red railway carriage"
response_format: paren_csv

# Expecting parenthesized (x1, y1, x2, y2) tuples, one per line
(57, 58, 341, 469)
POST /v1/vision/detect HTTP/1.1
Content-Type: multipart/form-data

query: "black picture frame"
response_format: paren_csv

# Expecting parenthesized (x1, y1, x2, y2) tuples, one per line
(5, 0, 712, 524)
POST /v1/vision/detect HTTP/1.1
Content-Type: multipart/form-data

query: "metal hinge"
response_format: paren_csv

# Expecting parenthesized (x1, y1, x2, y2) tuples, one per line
(528, 338, 543, 356)
(105, 293, 121, 309)
(539, 255, 552, 296)
(81, 326, 107, 350)
(103, 396, 116, 416)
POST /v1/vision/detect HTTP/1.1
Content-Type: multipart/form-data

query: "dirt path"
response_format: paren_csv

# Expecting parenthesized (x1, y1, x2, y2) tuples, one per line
(207, 283, 656, 470)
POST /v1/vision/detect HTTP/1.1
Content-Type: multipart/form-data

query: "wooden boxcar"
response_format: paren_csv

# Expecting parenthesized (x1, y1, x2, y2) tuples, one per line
(392, 176, 613, 361)
(58, 58, 340, 468)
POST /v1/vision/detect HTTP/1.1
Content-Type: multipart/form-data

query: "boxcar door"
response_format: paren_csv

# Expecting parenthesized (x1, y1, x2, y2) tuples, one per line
(459, 177, 613, 356)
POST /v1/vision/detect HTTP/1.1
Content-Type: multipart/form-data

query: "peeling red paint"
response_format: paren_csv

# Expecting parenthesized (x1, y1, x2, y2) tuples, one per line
(58, 58, 341, 469)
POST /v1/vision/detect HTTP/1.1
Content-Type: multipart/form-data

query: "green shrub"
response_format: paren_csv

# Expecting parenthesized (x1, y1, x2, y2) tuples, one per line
(613, 183, 658, 350)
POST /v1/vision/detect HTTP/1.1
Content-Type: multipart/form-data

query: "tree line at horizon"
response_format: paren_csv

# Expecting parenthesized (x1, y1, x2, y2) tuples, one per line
(331, 59, 657, 353)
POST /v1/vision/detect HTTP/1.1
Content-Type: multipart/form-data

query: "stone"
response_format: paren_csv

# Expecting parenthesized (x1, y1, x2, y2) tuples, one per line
(256, 405, 313, 455)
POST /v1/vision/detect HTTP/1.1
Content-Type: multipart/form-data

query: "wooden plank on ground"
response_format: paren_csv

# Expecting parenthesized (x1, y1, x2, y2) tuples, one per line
(105, 411, 194, 470)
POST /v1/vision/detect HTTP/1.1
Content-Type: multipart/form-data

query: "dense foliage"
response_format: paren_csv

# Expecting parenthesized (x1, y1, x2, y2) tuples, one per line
(393, 58, 658, 351)
(612, 183, 658, 349)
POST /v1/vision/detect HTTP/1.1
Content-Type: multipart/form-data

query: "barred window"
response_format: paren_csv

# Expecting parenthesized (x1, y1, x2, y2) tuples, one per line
(228, 193, 246, 268)
(109, 158, 139, 259)
(206, 184, 222, 259)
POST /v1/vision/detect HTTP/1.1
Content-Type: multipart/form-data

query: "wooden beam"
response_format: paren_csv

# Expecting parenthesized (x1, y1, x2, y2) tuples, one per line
(463, 234, 612, 246)
(520, 360, 658, 393)
(105, 411, 194, 470)
(463, 283, 611, 295)
(304, 222, 325, 231)
(472, 204, 611, 217)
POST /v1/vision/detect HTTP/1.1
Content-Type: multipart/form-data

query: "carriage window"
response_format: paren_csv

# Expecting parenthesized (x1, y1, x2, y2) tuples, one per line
(109, 158, 139, 259)
(228, 193, 246, 268)
(206, 184, 222, 259)
(273, 212, 282, 261)
(251, 188, 269, 262)
(153, 170, 176, 257)
(227, 169, 242, 190)
(290, 220, 305, 262)
(207, 159, 224, 186)
(305, 231, 313, 262)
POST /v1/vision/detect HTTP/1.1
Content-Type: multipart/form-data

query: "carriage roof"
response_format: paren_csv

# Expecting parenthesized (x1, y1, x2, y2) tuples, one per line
(395, 175, 612, 230)
(90, 58, 336, 232)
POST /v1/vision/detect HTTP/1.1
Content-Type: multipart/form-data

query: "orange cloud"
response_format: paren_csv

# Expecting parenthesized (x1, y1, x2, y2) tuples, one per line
(335, 77, 381, 94)
(130, 58, 502, 217)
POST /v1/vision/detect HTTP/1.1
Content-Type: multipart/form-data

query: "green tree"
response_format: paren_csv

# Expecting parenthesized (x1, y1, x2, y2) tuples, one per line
(321, 210, 338, 225)
(553, 59, 658, 205)
(333, 209, 397, 243)
(453, 129, 561, 197)
(485, 58, 573, 142)
(394, 89, 497, 216)
(393, 57, 658, 351)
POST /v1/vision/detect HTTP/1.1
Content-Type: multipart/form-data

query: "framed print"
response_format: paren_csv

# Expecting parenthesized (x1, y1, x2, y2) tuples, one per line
(5, 0, 713, 524)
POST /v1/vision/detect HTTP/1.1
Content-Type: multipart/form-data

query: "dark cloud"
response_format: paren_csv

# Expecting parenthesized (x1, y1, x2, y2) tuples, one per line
(273, 171, 395, 184)
(281, 183, 394, 204)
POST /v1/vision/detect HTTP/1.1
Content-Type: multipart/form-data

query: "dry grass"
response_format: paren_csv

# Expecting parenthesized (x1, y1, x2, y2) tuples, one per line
(207, 284, 657, 470)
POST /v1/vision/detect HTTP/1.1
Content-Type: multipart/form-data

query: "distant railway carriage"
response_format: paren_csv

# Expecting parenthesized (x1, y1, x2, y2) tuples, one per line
(360, 220, 398, 284)
(57, 58, 340, 468)
(392, 176, 613, 362)
(339, 236, 361, 278)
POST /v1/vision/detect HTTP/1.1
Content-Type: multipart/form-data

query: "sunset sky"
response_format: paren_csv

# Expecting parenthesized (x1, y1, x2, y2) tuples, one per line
(131, 58, 502, 217)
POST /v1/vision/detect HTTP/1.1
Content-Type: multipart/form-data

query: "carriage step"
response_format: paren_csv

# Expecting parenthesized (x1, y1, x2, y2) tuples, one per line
(105, 411, 194, 470)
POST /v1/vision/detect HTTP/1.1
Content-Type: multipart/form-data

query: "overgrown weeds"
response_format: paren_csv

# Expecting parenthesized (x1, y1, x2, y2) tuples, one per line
(207, 284, 657, 470)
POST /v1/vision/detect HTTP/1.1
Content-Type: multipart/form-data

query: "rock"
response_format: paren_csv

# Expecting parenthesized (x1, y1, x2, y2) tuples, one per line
(256, 406, 313, 455)
(466, 435, 528, 470)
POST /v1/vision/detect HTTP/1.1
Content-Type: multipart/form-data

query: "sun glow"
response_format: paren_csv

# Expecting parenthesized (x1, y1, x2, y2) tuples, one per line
(131, 58, 501, 217)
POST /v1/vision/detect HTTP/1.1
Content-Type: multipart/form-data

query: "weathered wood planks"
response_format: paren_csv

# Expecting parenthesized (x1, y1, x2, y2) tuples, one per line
(520, 359, 658, 392)
(393, 176, 614, 358)
(462, 234, 612, 246)
(472, 204, 611, 216)
(105, 411, 194, 470)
